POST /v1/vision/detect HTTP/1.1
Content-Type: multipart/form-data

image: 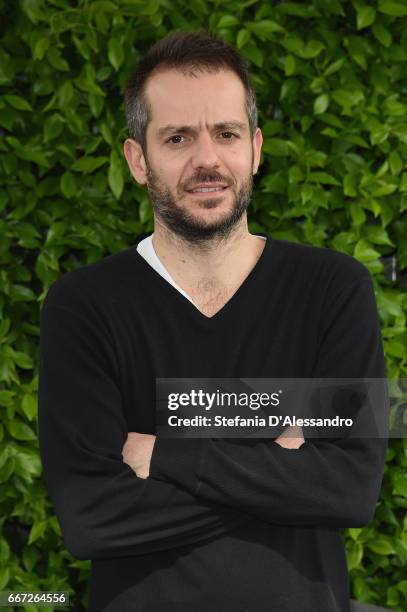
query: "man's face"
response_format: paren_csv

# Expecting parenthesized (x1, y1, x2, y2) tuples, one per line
(126, 68, 262, 242)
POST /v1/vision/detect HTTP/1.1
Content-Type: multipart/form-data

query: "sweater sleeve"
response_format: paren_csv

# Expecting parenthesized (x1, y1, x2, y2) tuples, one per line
(37, 292, 247, 561)
(149, 274, 389, 528)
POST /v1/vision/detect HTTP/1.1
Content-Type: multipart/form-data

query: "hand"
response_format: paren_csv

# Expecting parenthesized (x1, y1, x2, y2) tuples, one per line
(275, 425, 304, 449)
(122, 432, 156, 478)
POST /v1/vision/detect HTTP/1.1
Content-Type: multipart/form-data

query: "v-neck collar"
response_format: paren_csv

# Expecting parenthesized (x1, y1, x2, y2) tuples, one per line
(133, 233, 272, 324)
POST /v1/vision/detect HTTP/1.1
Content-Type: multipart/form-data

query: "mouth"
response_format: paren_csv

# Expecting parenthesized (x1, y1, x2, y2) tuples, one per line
(186, 186, 229, 197)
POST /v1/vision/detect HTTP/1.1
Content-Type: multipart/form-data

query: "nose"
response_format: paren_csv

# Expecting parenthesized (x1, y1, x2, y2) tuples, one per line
(190, 131, 221, 170)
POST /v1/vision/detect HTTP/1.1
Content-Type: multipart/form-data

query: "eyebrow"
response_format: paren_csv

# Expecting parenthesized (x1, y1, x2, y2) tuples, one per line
(157, 121, 247, 139)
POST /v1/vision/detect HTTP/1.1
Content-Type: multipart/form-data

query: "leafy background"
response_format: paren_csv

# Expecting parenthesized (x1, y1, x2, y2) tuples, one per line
(1, 0, 407, 610)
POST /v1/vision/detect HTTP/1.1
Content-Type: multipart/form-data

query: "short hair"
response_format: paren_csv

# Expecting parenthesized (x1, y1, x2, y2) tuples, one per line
(124, 29, 258, 156)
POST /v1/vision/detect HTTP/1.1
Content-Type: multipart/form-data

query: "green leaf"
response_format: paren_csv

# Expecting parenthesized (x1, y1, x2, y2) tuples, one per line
(15, 449, 41, 478)
(21, 394, 37, 421)
(57, 81, 74, 109)
(323, 58, 345, 76)
(349, 203, 366, 225)
(217, 15, 239, 28)
(8, 420, 36, 441)
(47, 47, 70, 71)
(367, 538, 395, 555)
(139, 197, 152, 223)
(5, 137, 49, 168)
(308, 172, 339, 186)
(288, 166, 305, 184)
(72, 34, 91, 60)
(364, 225, 394, 246)
(343, 174, 358, 197)
(0, 567, 10, 590)
(347, 528, 362, 541)
(0, 390, 15, 406)
(393, 473, 407, 497)
(314, 94, 329, 115)
(72, 156, 109, 174)
(331, 89, 364, 110)
(262, 172, 287, 194)
(377, 292, 403, 317)
(33, 37, 50, 60)
(277, 2, 318, 17)
(346, 541, 363, 570)
(22, 545, 39, 573)
(108, 37, 124, 70)
(100, 121, 113, 145)
(262, 138, 290, 156)
(86, 26, 99, 53)
(0, 538, 10, 564)
(376, 159, 389, 178)
(60, 171, 77, 198)
(45, 221, 68, 245)
(21, 0, 45, 23)
(241, 40, 263, 67)
(357, 6, 376, 30)
(295, 40, 325, 59)
(247, 20, 285, 40)
(353, 576, 374, 601)
(370, 180, 398, 197)
(284, 55, 296, 76)
(43, 113, 64, 142)
(108, 150, 124, 200)
(371, 63, 389, 94)
(354, 238, 381, 262)
(0, 107, 14, 130)
(3, 94, 32, 111)
(304, 150, 327, 167)
(378, 1, 407, 17)
(385, 97, 407, 117)
(139, 0, 159, 15)
(372, 23, 392, 47)
(10, 285, 36, 301)
(10, 349, 34, 369)
(237, 29, 251, 49)
(386, 340, 407, 359)
(386, 585, 400, 607)
(389, 150, 402, 174)
(301, 184, 313, 205)
(28, 520, 47, 545)
(75, 63, 105, 96)
(0, 318, 10, 340)
(88, 93, 104, 118)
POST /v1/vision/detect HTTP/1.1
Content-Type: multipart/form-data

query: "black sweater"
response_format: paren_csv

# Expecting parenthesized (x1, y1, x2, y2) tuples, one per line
(37, 235, 388, 612)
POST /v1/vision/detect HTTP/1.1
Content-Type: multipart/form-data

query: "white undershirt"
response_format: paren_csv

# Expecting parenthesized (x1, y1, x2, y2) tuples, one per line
(136, 233, 267, 307)
(137, 234, 197, 305)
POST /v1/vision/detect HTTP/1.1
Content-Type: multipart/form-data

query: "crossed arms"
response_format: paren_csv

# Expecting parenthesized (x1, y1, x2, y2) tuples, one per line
(38, 273, 388, 560)
(122, 427, 304, 479)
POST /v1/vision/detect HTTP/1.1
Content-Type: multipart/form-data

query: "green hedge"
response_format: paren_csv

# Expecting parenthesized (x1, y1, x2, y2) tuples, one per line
(1, 1, 406, 610)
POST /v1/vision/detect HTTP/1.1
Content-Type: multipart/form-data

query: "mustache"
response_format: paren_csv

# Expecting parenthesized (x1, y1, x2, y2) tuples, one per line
(183, 177, 231, 191)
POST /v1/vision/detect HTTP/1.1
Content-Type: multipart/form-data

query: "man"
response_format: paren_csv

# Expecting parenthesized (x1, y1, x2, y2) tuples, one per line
(38, 30, 387, 612)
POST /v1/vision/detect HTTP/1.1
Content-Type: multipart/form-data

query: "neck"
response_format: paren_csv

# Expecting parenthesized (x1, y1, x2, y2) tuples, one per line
(150, 217, 266, 294)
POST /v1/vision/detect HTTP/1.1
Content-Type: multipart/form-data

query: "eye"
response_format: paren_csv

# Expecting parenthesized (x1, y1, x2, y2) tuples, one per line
(166, 132, 240, 146)
(220, 132, 238, 140)
(167, 135, 186, 145)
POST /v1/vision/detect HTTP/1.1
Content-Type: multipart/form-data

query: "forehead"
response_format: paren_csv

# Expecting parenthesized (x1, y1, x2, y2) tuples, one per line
(144, 68, 247, 129)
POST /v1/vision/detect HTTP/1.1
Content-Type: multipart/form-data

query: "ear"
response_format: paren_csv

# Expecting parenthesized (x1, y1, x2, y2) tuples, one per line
(123, 139, 148, 185)
(252, 127, 263, 175)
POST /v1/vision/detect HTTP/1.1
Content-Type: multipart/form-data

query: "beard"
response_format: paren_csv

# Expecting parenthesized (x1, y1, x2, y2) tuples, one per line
(144, 158, 254, 244)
